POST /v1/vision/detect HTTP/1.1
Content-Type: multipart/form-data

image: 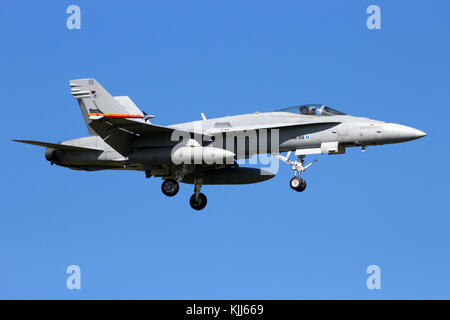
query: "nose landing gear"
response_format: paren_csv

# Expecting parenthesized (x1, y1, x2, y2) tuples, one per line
(275, 152, 316, 192)
(290, 176, 306, 192)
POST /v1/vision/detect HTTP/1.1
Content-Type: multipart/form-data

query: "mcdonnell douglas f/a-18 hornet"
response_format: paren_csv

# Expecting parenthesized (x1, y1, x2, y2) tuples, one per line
(14, 79, 426, 210)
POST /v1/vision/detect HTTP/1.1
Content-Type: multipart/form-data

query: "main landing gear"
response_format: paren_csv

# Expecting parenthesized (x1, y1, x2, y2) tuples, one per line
(161, 178, 179, 196)
(189, 178, 207, 211)
(161, 178, 207, 211)
(275, 152, 317, 192)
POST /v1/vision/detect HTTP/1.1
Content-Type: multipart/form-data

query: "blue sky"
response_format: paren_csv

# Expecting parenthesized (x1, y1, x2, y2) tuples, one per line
(0, 0, 449, 299)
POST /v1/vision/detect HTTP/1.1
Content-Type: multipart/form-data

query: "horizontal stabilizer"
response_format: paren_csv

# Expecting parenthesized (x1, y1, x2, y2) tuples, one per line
(12, 140, 101, 152)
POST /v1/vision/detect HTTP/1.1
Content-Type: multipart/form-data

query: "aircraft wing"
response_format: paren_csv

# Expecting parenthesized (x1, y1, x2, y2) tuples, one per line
(12, 140, 101, 151)
(90, 117, 205, 135)
(88, 118, 211, 156)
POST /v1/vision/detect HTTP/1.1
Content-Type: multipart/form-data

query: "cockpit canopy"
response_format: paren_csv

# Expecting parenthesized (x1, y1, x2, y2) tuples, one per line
(277, 104, 346, 116)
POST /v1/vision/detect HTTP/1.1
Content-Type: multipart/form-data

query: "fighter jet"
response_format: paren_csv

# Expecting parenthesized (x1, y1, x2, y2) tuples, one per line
(14, 79, 426, 210)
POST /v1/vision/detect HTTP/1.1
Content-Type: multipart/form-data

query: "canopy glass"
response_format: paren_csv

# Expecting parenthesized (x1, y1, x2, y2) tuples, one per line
(277, 104, 346, 116)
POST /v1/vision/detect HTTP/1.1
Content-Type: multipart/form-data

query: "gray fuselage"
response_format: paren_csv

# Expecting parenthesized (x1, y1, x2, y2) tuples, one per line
(45, 110, 426, 171)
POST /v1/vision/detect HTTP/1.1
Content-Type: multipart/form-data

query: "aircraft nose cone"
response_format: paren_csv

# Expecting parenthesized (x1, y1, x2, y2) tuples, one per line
(403, 126, 426, 140)
(384, 123, 426, 142)
(414, 129, 427, 138)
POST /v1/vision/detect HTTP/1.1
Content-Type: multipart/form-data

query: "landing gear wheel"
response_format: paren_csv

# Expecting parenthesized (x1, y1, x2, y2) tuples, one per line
(290, 177, 301, 190)
(297, 179, 306, 192)
(290, 177, 306, 192)
(189, 193, 207, 211)
(161, 179, 179, 197)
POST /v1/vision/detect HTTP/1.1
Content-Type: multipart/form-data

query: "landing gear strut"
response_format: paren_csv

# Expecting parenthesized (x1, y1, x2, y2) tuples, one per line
(161, 178, 179, 197)
(190, 178, 207, 211)
(275, 152, 316, 192)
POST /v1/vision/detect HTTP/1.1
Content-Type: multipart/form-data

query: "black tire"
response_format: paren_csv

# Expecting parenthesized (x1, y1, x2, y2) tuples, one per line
(296, 179, 307, 192)
(290, 176, 301, 191)
(189, 193, 207, 211)
(161, 179, 179, 197)
(290, 177, 307, 192)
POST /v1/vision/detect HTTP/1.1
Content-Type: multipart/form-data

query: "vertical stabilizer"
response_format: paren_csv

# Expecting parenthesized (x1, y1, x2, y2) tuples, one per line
(70, 78, 132, 135)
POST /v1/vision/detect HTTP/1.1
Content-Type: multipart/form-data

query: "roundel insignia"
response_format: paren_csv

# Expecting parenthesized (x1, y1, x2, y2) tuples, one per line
(304, 134, 311, 141)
